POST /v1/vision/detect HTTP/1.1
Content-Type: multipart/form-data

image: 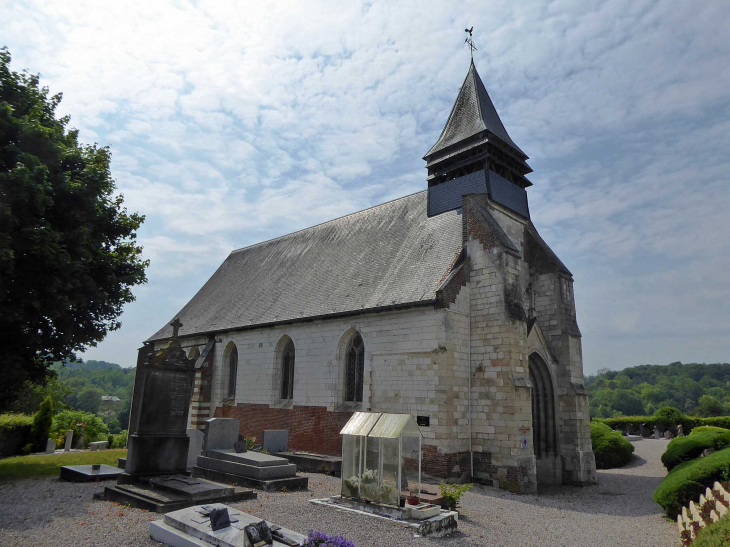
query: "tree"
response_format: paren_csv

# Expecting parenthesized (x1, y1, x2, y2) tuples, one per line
(30, 396, 53, 451)
(697, 395, 725, 417)
(77, 387, 102, 414)
(9, 374, 70, 414)
(0, 49, 148, 408)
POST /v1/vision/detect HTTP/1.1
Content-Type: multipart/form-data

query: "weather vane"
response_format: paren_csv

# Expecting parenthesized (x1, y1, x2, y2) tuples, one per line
(464, 26, 477, 59)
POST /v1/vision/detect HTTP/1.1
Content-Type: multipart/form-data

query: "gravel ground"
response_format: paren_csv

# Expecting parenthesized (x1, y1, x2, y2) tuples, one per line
(0, 437, 677, 546)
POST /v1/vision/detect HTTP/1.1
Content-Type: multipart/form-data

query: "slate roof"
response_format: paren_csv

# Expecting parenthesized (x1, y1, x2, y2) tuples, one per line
(424, 60, 526, 160)
(148, 191, 463, 341)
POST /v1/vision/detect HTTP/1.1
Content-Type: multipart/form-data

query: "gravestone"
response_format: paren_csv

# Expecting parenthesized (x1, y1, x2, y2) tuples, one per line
(74, 435, 85, 450)
(262, 430, 288, 454)
(187, 428, 205, 468)
(100, 319, 256, 512)
(639, 423, 650, 438)
(654, 426, 661, 439)
(45, 438, 55, 454)
(203, 418, 240, 452)
(90, 441, 108, 451)
(64, 430, 73, 452)
(123, 318, 196, 478)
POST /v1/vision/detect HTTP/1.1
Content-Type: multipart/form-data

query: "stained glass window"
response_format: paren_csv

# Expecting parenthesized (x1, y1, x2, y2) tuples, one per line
(345, 334, 364, 402)
(281, 339, 295, 400)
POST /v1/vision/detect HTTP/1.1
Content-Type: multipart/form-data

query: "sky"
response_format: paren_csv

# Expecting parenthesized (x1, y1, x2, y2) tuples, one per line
(2, 0, 729, 375)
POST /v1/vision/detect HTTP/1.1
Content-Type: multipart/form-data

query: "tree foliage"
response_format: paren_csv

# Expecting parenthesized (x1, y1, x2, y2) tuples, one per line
(0, 48, 148, 408)
(586, 362, 730, 418)
(30, 396, 53, 451)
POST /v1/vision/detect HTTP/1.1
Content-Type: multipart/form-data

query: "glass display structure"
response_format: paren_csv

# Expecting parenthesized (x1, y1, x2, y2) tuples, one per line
(340, 412, 422, 507)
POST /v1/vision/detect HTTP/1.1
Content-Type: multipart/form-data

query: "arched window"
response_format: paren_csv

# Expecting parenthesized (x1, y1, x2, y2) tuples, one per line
(280, 339, 295, 400)
(345, 333, 365, 402)
(227, 346, 238, 399)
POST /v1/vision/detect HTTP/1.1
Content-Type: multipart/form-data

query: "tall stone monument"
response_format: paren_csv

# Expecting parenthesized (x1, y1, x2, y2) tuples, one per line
(122, 318, 194, 479)
(99, 319, 255, 511)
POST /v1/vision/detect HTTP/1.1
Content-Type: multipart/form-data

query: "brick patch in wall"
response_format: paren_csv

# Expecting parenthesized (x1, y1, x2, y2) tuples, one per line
(215, 403, 352, 456)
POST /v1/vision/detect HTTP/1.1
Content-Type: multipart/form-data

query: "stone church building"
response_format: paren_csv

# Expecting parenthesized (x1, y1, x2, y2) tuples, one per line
(146, 60, 597, 493)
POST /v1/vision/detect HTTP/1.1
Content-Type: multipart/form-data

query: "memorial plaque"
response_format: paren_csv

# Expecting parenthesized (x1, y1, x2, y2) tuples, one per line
(139, 369, 194, 434)
(244, 520, 273, 546)
(209, 507, 231, 531)
(234, 440, 248, 453)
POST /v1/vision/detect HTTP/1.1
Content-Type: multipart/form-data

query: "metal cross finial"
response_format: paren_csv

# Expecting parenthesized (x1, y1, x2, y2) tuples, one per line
(170, 318, 183, 339)
(464, 26, 477, 59)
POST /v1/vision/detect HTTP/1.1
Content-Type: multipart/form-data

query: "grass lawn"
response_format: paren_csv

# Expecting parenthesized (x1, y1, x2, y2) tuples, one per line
(0, 449, 127, 481)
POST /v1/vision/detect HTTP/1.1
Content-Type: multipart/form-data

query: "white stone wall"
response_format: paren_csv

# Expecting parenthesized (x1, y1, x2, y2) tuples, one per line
(166, 304, 470, 450)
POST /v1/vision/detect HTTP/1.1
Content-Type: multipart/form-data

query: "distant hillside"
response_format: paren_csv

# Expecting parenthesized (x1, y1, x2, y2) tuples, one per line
(586, 361, 730, 418)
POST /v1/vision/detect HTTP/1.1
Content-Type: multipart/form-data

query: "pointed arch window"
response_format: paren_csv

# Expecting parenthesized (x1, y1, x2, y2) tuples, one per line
(280, 340, 295, 400)
(227, 346, 238, 399)
(345, 334, 365, 403)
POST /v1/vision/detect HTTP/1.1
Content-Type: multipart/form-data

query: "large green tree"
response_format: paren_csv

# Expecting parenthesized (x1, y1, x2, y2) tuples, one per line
(0, 49, 148, 408)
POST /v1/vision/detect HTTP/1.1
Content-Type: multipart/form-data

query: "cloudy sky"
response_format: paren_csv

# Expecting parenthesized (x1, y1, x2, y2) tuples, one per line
(3, 0, 729, 374)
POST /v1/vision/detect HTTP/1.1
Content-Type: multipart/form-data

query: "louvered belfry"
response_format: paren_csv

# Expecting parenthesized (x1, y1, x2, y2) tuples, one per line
(424, 59, 532, 218)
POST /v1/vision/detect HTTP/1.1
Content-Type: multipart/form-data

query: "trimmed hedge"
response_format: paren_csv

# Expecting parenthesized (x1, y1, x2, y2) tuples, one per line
(0, 414, 34, 458)
(591, 421, 634, 469)
(596, 415, 730, 434)
(653, 447, 730, 517)
(661, 427, 730, 471)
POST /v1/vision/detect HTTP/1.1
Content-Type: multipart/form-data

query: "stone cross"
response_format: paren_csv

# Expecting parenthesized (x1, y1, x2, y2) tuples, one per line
(170, 318, 183, 339)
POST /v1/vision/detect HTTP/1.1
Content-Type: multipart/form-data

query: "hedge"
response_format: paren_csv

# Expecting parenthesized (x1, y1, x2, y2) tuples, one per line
(693, 514, 730, 547)
(50, 410, 108, 448)
(0, 414, 34, 458)
(653, 447, 730, 517)
(661, 427, 730, 471)
(590, 421, 634, 469)
(596, 415, 730, 435)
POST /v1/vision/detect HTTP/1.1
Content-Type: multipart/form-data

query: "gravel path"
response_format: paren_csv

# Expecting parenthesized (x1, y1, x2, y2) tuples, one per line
(0, 438, 677, 546)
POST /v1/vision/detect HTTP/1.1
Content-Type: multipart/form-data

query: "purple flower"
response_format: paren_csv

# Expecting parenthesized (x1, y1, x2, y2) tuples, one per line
(303, 529, 355, 547)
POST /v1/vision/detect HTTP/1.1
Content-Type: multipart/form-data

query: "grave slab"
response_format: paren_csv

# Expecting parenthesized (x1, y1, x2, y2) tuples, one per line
(276, 451, 342, 476)
(196, 455, 296, 480)
(150, 503, 306, 547)
(262, 430, 288, 454)
(60, 464, 122, 482)
(192, 466, 309, 492)
(205, 448, 292, 468)
(45, 438, 55, 454)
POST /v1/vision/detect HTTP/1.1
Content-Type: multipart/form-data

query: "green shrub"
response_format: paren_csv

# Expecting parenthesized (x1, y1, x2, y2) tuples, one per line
(590, 421, 634, 468)
(30, 397, 53, 452)
(439, 482, 473, 511)
(109, 430, 128, 449)
(693, 513, 730, 546)
(653, 447, 730, 517)
(50, 410, 108, 446)
(653, 407, 686, 428)
(0, 414, 34, 457)
(597, 414, 730, 435)
(691, 426, 730, 436)
(661, 428, 730, 471)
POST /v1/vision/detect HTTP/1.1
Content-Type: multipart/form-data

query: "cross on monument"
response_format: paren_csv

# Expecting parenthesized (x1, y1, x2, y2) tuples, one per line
(170, 318, 183, 339)
(464, 26, 477, 59)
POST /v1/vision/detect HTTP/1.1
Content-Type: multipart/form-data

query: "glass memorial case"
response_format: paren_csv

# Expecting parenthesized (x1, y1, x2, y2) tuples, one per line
(340, 412, 422, 507)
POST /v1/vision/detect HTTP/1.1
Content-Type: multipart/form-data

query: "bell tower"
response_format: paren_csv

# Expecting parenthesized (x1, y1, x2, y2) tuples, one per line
(423, 59, 533, 218)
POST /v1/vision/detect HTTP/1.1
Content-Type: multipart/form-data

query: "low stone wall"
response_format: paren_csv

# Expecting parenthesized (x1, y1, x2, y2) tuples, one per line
(677, 481, 730, 544)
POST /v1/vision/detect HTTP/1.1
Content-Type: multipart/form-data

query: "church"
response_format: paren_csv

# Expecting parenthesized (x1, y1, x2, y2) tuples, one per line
(145, 59, 597, 494)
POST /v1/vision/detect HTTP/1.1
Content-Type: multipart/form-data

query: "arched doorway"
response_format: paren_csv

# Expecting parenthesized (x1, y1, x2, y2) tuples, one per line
(529, 352, 560, 485)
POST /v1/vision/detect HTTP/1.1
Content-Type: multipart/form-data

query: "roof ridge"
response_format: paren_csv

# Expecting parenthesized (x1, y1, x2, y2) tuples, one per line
(231, 189, 427, 254)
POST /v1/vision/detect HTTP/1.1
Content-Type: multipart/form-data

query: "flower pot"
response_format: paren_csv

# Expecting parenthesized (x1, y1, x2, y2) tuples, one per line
(407, 496, 419, 505)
